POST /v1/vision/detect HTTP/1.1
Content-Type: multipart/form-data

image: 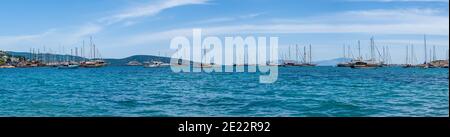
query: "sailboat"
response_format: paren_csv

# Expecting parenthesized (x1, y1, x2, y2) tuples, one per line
(414, 35, 434, 68)
(286, 44, 316, 67)
(58, 63, 79, 69)
(193, 48, 214, 68)
(144, 60, 169, 68)
(350, 37, 383, 69)
(80, 37, 107, 68)
(58, 48, 79, 69)
(403, 45, 412, 68)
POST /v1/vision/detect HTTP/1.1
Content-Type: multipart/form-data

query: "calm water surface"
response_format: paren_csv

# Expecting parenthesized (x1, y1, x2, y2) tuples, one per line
(0, 66, 448, 117)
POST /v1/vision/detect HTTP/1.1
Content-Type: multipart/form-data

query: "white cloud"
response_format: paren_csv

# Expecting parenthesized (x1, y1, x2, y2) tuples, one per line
(191, 13, 265, 24)
(123, 8, 448, 45)
(0, 0, 209, 51)
(99, 0, 209, 25)
(70, 24, 103, 40)
(0, 29, 56, 45)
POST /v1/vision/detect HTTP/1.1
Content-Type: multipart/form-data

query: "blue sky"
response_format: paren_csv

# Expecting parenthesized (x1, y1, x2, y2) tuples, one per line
(0, 0, 448, 63)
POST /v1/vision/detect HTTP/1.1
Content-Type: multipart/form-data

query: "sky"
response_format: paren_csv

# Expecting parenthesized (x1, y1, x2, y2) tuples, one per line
(0, 0, 448, 64)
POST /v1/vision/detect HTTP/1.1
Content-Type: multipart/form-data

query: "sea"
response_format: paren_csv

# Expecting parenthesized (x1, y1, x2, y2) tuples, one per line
(0, 66, 448, 117)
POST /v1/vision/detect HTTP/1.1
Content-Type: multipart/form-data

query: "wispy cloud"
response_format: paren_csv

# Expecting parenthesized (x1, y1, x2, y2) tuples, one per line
(191, 13, 265, 24)
(123, 8, 448, 45)
(0, 29, 56, 45)
(99, 0, 209, 25)
(0, 0, 210, 50)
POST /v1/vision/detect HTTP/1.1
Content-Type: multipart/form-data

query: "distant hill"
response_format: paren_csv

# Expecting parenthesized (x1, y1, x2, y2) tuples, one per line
(104, 55, 171, 66)
(6, 51, 170, 66)
(7, 51, 86, 61)
(314, 58, 352, 66)
(6, 51, 352, 66)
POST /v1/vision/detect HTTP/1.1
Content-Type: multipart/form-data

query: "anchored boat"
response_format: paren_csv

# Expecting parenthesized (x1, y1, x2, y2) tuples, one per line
(144, 61, 169, 68)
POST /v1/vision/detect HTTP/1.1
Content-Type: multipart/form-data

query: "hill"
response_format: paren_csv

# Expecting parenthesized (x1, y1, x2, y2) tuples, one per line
(7, 51, 87, 62)
(104, 55, 171, 66)
(6, 51, 352, 66)
(6, 51, 170, 66)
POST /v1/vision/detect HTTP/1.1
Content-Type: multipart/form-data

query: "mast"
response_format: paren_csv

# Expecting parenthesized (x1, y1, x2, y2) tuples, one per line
(411, 44, 415, 64)
(433, 45, 436, 61)
(358, 40, 361, 60)
(447, 48, 449, 61)
(72, 49, 74, 62)
(382, 46, 385, 63)
(429, 49, 432, 63)
(93, 44, 96, 60)
(76, 47, 78, 62)
(29, 48, 32, 61)
(296, 44, 299, 63)
(288, 45, 291, 61)
(386, 46, 391, 64)
(37, 49, 40, 62)
(90, 36, 93, 59)
(343, 45, 346, 58)
(82, 40, 85, 61)
(309, 44, 312, 64)
(370, 37, 375, 63)
(406, 46, 409, 65)
(303, 46, 307, 63)
(424, 35, 427, 64)
(43, 46, 46, 64)
(347, 45, 350, 59)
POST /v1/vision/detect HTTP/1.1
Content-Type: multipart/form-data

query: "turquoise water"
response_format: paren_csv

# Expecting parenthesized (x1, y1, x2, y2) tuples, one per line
(0, 66, 448, 117)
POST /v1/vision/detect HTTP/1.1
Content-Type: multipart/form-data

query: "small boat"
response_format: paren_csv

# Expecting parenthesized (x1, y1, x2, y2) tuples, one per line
(58, 62, 79, 69)
(337, 62, 353, 67)
(144, 61, 168, 68)
(0, 65, 15, 68)
(402, 64, 415, 68)
(127, 61, 143, 66)
(294, 63, 316, 67)
(81, 60, 107, 68)
(58, 64, 79, 69)
(350, 61, 378, 69)
(415, 63, 430, 69)
(193, 62, 215, 68)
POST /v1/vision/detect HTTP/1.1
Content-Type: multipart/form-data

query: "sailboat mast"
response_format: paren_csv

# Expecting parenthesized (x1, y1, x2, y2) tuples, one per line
(296, 44, 299, 63)
(411, 44, 415, 64)
(429, 50, 432, 63)
(343, 45, 346, 58)
(406, 46, 409, 65)
(347, 45, 350, 59)
(433, 45, 436, 61)
(29, 48, 32, 61)
(71, 49, 73, 62)
(288, 45, 291, 61)
(303, 46, 307, 63)
(370, 37, 375, 63)
(90, 36, 93, 59)
(82, 40, 85, 61)
(424, 35, 427, 64)
(93, 44, 96, 60)
(383, 46, 386, 63)
(358, 40, 361, 60)
(309, 44, 312, 64)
